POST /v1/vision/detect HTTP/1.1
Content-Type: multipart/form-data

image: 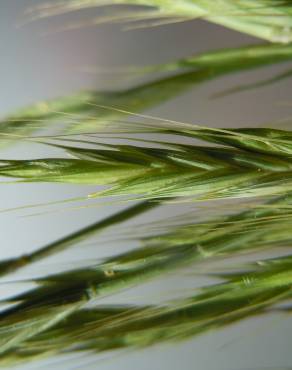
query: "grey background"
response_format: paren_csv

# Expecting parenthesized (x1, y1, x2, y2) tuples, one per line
(0, 1, 292, 369)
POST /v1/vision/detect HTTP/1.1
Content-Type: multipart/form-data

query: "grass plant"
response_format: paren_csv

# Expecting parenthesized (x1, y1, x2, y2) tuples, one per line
(1, 1, 292, 368)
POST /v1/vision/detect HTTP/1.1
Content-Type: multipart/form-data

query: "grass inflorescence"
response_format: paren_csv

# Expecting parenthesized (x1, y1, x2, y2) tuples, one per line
(2, 42, 292, 142)
(0, 197, 292, 365)
(2, 126, 292, 203)
(2, 1, 292, 368)
(29, 0, 292, 43)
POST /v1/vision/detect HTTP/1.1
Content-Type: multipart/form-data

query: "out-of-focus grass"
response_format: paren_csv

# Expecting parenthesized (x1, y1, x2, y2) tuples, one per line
(29, 0, 292, 43)
(1, 43, 292, 142)
(0, 192, 291, 366)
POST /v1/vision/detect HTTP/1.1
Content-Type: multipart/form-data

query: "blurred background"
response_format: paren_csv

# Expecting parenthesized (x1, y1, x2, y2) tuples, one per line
(1, 1, 292, 369)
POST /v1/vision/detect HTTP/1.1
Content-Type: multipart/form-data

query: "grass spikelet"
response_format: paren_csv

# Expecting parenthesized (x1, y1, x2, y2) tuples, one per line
(3, 128, 292, 202)
(2, 252, 292, 366)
